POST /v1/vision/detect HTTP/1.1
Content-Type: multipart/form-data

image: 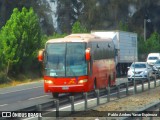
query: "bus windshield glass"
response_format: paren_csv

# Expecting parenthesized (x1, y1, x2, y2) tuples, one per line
(45, 42, 87, 77)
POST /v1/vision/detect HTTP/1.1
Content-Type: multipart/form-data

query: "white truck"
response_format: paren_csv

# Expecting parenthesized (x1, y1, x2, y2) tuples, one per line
(91, 30, 138, 76)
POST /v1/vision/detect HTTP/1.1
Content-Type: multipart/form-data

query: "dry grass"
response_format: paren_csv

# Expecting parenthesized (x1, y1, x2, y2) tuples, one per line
(0, 78, 42, 88)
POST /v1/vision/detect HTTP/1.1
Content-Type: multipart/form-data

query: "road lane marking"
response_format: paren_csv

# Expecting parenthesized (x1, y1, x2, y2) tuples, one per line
(28, 95, 49, 100)
(0, 104, 8, 107)
(0, 86, 43, 95)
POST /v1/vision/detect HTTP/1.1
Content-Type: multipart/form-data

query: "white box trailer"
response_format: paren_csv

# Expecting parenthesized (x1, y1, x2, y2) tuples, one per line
(91, 30, 138, 76)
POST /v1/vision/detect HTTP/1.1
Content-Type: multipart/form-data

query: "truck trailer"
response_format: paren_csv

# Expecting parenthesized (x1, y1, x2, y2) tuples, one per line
(91, 30, 138, 76)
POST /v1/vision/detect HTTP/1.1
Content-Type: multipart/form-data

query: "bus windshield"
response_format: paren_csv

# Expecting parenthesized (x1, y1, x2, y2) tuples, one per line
(45, 42, 87, 77)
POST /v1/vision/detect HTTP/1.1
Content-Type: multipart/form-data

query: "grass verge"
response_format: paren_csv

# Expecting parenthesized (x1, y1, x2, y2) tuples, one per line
(0, 78, 42, 88)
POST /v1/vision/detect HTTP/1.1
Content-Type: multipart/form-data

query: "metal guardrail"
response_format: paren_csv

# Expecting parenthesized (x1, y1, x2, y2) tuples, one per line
(1, 78, 160, 120)
(49, 79, 160, 118)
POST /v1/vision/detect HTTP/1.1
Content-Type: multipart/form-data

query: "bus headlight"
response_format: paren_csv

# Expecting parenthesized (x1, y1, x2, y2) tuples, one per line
(78, 79, 88, 83)
(45, 80, 53, 84)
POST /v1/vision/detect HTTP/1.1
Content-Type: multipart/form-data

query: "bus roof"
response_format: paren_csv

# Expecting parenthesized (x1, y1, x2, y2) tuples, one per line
(46, 34, 112, 43)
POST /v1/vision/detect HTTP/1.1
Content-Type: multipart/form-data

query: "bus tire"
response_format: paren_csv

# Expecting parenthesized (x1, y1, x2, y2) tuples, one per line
(93, 79, 97, 97)
(108, 77, 111, 87)
(52, 93, 59, 98)
(94, 79, 97, 90)
(70, 93, 75, 96)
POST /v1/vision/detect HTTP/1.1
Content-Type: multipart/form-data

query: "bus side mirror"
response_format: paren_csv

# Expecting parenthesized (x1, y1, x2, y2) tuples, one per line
(85, 48, 91, 61)
(38, 49, 44, 62)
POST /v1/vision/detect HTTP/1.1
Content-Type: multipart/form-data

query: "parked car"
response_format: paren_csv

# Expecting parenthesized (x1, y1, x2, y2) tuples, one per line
(152, 59, 160, 78)
(127, 62, 154, 82)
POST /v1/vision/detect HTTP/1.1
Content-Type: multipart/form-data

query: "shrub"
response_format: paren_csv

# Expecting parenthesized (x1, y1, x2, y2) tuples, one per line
(0, 72, 11, 84)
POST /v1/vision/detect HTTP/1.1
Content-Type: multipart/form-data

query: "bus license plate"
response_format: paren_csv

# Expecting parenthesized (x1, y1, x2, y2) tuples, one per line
(62, 86, 69, 90)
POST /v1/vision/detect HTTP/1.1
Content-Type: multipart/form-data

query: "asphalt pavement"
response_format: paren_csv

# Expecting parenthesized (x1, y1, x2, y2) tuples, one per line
(0, 80, 50, 106)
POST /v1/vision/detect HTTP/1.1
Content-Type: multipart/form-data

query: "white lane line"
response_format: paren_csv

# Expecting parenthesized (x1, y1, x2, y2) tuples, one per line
(28, 95, 49, 100)
(0, 86, 43, 95)
(0, 104, 8, 107)
(0, 95, 47, 108)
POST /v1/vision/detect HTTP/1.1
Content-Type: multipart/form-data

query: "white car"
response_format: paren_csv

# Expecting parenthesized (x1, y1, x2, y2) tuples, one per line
(152, 59, 160, 78)
(147, 53, 160, 65)
(127, 62, 154, 82)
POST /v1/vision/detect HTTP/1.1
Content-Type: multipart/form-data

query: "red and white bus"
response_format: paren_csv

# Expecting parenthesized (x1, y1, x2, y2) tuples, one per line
(38, 34, 116, 98)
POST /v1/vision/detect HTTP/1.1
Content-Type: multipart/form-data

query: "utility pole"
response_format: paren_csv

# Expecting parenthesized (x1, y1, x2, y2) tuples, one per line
(144, 19, 151, 41)
(144, 19, 146, 41)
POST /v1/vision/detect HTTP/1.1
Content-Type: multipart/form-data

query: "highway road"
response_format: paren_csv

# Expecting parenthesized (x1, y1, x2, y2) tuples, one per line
(0, 79, 82, 111)
(0, 81, 51, 108)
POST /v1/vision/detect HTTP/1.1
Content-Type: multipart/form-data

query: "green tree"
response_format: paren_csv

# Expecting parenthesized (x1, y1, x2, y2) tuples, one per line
(0, 0, 53, 35)
(0, 7, 42, 76)
(79, 0, 101, 30)
(138, 32, 160, 61)
(0, 8, 20, 73)
(57, 0, 83, 33)
(145, 32, 160, 53)
(138, 36, 147, 61)
(138, 36, 146, 54)
(72, 21, 88, 33)
(118, 21, 128, 31)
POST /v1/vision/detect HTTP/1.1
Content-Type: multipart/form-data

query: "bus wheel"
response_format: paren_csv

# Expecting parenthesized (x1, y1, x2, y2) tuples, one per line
(94, 79, 97, 90)
(70, 93, 75, 96)
(52, 93, 59, 98)
(108, 78, 111, 87)
(93, 79, 97, 97)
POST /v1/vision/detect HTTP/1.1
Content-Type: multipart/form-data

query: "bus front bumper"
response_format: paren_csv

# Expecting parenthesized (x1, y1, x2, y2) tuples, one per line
(44, 84, 88, 93)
